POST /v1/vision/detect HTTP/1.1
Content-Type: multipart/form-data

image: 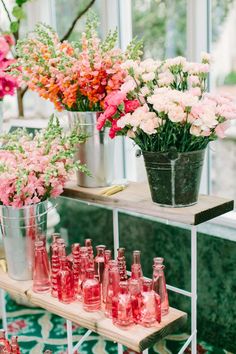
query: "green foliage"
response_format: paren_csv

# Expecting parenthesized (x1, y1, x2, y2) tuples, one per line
(15, 0, 28, 5)
(10, 21, 19, 33)
(12, 5, 25, 19)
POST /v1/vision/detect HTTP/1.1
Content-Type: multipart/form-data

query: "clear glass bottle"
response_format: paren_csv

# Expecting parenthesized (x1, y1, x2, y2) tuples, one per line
(132, 250, 143, 278)
(57, 256, 75, 304)
(102, 250, 112, 303)
(10, 336, 20, 354)
(116, 247, 128, 281)
(0, 331, 11, 352)
(50, 244, 60, 298)
(85, 238, 94, 267)
(33, 241, 50, 293)
(105, 260, 120, 318)
(112, 281, 134, 328)
(82, 268, 101, 312)
(94, 245, 106, 283)
(72, 243, 80, 297)
(139, 279, 161, 327)
(152, 257, 169, 316)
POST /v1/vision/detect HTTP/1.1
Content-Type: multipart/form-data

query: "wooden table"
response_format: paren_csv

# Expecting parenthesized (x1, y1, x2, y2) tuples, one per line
(0, 269, 187, 353)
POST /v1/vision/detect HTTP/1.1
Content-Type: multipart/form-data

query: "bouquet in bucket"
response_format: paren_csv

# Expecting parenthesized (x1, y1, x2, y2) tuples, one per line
(97, 54, 236, 206)
(97, 54, 236, 149)
(0, 115, 88, 207)
(12, 12, 142, 112)
(0, 34, 18, 100)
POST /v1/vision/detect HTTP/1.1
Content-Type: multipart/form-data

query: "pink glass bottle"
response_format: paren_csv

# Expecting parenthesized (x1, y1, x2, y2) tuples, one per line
(78, 247, 90, 297)
(33, 241, 51, 293)
(0, 331, 11, 352)
(116, 248, 128, 281)
(10, 336, 20, 354)
(50, 244, 60, 297)
(102, 250, 112, 303)
(138, 279, 161, 327)
(57, 256, 75, 304)
(82, 268, 101, 311)
(85, 238, 94, 267)
(56, 238, 66, 258)
(129, 264, 142, 323)
(105, 260, 120, 318)
(132, 250, 143, 278)
(50, 233, 60, 257)
(72, 243, 80, 297)
(152, 257, 169, 316)
(94, 245, 106, 283)
(112, 281, 134, 328)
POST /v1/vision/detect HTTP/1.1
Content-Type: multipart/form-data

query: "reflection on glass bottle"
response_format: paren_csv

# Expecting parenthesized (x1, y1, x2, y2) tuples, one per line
(85, 238, 94, 267)
(117, 248, 128, 280)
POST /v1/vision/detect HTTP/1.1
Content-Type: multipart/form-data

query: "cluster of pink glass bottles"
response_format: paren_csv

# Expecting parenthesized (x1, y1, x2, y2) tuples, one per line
(32, 234, 169, 329)
(0, 331, 21, 353)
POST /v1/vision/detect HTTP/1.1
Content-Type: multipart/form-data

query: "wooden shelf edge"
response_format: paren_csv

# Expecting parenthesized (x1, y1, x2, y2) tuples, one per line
(62, 182, 234, 226)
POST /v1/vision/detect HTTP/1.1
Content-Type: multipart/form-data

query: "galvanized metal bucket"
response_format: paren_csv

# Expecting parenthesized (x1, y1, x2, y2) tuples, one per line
(142, 149, 206, 207)
(0, 201, 48, 280)
(67, 111, 114, 188)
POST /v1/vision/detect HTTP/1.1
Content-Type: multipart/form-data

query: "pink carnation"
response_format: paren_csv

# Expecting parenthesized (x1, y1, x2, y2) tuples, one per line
(105, 91, 126, 107)
(124, 99, 140, 113)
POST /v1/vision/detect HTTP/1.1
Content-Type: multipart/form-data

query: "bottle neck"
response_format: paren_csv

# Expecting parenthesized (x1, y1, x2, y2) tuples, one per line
(142, 280, 152, 292)
(119, 281, 129, 294)
(133, 250, 141, 264)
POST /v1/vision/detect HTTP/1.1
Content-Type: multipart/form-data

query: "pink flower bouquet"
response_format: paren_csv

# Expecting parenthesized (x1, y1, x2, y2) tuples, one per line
(97, 54, 236, 152)
(0, 115, 88, 207)
(0, 34, 18, 100)
(13, 13, 142, 112)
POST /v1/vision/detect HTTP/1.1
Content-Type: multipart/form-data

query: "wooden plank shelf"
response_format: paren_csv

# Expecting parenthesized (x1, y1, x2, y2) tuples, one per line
(63, 181, 234, 225)
(0, 270, 187, 352)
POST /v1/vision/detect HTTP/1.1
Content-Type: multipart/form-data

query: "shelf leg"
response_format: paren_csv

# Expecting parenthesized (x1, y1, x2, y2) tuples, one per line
(117, 343, 123, 354)
(113, 208, 119, 258)
(73, 329, 92, 353)
(0, 289, 7, 336)
(191, 226, 197, 354)
(66, 319, 73, 354)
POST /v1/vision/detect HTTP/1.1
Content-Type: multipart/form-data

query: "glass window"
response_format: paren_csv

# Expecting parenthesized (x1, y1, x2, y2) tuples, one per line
(132, 0, 187, 59)
(210, 0, 236, 202)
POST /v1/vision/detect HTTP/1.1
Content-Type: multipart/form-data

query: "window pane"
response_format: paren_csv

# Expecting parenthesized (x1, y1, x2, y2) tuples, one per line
(55, 0, 101, 40)
(132, 0, 187, 59)
(210, 0, 236, 201)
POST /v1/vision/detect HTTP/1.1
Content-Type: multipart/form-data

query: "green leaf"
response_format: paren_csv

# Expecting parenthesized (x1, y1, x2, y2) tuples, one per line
(12, 5, 25, 19)
(15, 0, 28, 5)
(10, 21, 19, 33)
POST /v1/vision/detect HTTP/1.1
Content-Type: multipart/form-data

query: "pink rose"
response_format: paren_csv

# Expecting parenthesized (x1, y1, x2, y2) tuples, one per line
(124, 99, 140, 113)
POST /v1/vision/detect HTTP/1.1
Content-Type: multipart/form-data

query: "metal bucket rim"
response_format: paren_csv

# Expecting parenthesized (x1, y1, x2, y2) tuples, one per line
(0, 204, 55, 220)
(142, 148, 206, 156)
